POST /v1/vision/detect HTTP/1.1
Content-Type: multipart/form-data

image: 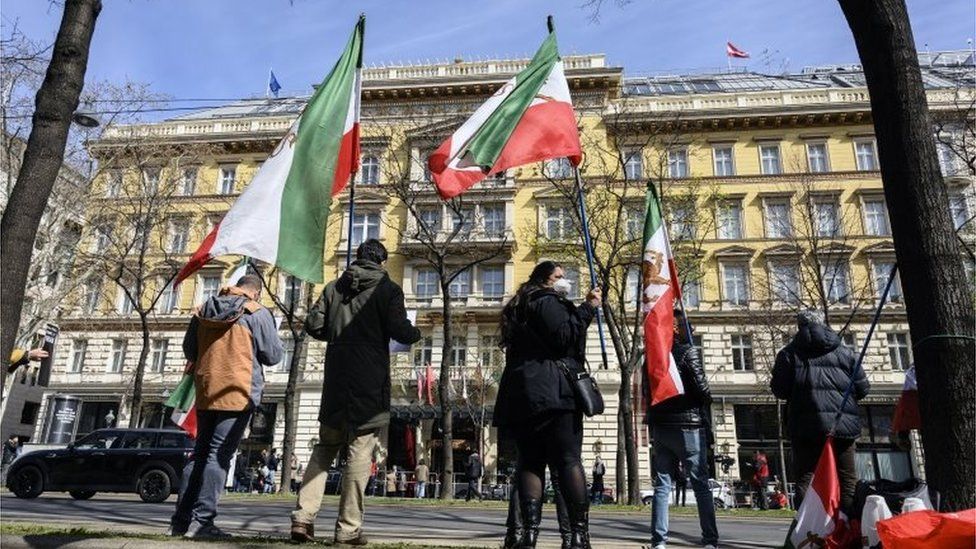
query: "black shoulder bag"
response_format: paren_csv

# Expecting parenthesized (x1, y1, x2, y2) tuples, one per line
(520, 308, 604, 417)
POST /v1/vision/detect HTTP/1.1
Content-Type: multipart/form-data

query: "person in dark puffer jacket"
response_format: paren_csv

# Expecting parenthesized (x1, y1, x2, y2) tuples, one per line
(771, 309, 869, 514)
(647, 308, 718, 549)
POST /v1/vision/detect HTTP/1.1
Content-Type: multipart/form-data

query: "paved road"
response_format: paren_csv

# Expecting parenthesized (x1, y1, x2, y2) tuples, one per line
(0, 493, 789, 548)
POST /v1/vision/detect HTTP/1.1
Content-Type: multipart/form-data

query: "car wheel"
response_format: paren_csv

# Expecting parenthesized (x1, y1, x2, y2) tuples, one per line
(9, 465, 44, 499)
(69, 490, 96, 500)
(137, 469, 172, 503)
(642, 495, 652, 505)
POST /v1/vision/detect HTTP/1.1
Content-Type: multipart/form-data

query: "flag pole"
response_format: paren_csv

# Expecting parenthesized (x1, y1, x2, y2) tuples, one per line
(345, 175, 356, 269)
(829, 264, 898, 435)
(574, 167, 609, 370)
(267, 67, 271, 100)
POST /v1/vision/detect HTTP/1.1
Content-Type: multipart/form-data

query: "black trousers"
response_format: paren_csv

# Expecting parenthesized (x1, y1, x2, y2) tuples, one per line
(514, 411, 587, 507)
(792, 436, 857, 513)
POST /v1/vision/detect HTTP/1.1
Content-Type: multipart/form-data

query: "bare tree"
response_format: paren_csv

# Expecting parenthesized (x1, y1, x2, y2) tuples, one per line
(1, 0, 102, 383)
(838, 0, 976, 510)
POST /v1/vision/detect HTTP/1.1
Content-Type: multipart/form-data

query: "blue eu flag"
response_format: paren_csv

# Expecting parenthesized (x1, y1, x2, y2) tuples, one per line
(269, 70, 282, 98)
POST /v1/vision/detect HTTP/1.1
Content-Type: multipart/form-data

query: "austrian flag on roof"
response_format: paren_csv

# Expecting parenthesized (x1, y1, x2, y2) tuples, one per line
(428, 18, 582, 199)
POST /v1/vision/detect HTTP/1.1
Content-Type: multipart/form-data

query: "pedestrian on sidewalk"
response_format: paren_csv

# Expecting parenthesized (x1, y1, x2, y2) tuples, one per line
(672, 460, 687, 508)
(751, 450, 769, 510)
(771, 309, 869, 515)
(414, 460, 429, 498)
(494, 261, 602, 549)
(647, 309, 718, 549)
(266, 448, 280, 493)
(386, 467, 398, 497)
(290, 240, 421, 545)
(168, 275, 283, 539)
(590, 457, 605, 505)
(465, 452, 484, 501)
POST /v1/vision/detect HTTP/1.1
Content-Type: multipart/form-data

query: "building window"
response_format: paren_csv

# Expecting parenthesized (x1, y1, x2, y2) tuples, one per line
(168, 218, 189, 254)
(562, 266, 581, 299)
(764, 200, 792, 238)
(418, 207, 442, 233)
(108, 339, 127, 373)
(482, 205, 505, 237)
(419, 150, 433, 182)
(219, 166, 236, 194)
(361, 154, 380, 185)
(545, 205, 576, 240)
(731, 334, 754, 371)
(625, 206, 644, 241)
(150, 339, 169, 373)
(759, 144, 782, 175)
(283, 275, 302, 310)
(625, 267, 640, 304)
(862, 198, 890, 236)
(856, 405, 913, 482)
(623, 150, 643, 180)
(180, 168, 196, 196)
(821, 261, 851, 304)
(350, 212, 380, 246)
(19, 401, 40, 425)
(806, 143, 830, 173)
(69, 339, 88, 373)
(855, 139, 878, 171)
(449, 270, 470, 299)
(276, 339, 294, 373)
(200, 275, 221, 303)
(717, 201, 743, 239)
(545, 158, 573, 179)
(813, 198, 841, 238)
(841, 332, 858, 353)
(452, 208, 474, 236)
(415, 268, 438, 299)
(105, 171, 123, 198)
(481, 266, 505, 298)
(886, 333, 912, 370)
(84, 280, 102, 314)
(872, 262, 902, 302)
(937, 142, 960, 176)
(116, 286, 134, 315)
(413, 336, 433, 368)
(713, 146, 735, 176)
(722, 263, 749, 305)
(143, 168, 160, 195)
(480, 335, 503, 369)
(671, 204, 696, 240)
(949, 192, 970, 230)
(159, 279, 179, 314)
(451, 336, 467, 368)
(769, 262, 800, 305)
(682, 279, 701, 308)
(667, 149, 688, 179)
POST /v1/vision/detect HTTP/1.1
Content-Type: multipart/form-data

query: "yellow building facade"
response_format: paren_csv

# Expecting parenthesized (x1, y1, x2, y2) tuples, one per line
(30, 51, 974, 496)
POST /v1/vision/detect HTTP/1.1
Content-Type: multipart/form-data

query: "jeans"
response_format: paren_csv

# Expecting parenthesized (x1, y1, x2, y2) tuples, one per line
(650, 425, 718, 546)
(416, 481, 426, 498)
(292, 423, 379, 541)
(171, 408, 252, 530)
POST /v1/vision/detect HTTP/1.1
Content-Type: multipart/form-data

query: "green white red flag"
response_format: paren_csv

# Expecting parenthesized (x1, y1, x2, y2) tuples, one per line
(785, 437, 855, 548)
(165, 367, 197, 438)
(641, 185, 685, 405)
(428, 19, 581, 199)
(174, 16, 364, 285)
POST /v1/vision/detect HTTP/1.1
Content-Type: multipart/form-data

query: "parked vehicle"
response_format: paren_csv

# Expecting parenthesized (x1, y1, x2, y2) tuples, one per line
(640, 478, 734, 509)
(5, 428, 193, 503)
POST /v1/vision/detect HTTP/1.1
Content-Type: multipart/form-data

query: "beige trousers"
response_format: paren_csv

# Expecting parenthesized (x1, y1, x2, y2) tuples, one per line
(292, 422, 379, 541)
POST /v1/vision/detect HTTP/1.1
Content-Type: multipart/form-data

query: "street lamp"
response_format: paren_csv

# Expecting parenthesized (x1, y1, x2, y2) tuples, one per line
(72, 101, 100, 128)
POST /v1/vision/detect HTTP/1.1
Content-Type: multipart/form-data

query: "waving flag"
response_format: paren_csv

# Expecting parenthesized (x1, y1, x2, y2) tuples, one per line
(428, 17, 581, 199)
(174, 16, 364, 285)
(726, 41, 750, 58)
(269, 69, 282, 98)
(166, 365, 198, 438)
(642, 184, 685, 405)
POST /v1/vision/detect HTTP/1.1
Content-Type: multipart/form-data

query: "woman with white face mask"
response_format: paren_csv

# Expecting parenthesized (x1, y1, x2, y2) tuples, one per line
(494, 261, 602, 549)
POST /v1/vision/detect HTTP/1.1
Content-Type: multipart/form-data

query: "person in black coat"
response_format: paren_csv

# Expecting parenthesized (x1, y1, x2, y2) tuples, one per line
(647, 309, 718, 549)
(291, 239, 421, 545)
(494, 261, 601, 549)
(771, 309, 869, 514)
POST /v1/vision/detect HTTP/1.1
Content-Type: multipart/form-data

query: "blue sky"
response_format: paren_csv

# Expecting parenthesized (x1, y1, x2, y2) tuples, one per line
(4, 0, 973, 105)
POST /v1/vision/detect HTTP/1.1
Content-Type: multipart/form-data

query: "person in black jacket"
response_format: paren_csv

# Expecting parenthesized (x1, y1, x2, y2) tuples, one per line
(771, 309, 869, 514)
(647, 309, 718, 549)
(291, 239, 421, 545)
(494, 261, 601, 549)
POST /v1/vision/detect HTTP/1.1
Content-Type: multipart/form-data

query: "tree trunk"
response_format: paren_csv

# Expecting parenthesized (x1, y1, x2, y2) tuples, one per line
(128, 312, 151, 428)
(775, 402, 789, 503)
(838, 0, 976, 510)
(617, 364, 640, 504)
(624, 363, 641, 505)
(0, 0, 101, 386)
(439, 285, 454, 499)
(615, 411, 626, 504)
(279, 332, 308, 494)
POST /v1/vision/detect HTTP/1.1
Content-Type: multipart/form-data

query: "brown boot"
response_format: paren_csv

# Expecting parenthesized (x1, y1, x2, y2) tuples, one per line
(290, 521, 315, 543)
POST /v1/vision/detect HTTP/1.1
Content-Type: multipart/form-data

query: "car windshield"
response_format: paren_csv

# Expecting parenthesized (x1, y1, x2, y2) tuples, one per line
(74, 431, 120, 450)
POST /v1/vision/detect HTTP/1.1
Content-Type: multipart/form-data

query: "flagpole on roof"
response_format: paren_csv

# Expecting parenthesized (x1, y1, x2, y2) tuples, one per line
(574, 167, 610, 371)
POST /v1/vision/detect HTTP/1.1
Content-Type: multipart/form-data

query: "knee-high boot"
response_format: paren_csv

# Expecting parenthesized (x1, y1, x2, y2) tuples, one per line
(516, 498, 542, 548)
(503, 483, 522, 549)
(568, 501, 591, 549)
(552, 476, 571, 549)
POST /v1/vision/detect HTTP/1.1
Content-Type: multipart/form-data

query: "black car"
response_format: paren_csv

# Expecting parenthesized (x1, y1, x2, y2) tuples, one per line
(6, 428, 193, 503)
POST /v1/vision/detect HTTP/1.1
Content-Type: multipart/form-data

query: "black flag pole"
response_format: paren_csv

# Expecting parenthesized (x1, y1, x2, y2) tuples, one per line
(574, 167, 610, 370)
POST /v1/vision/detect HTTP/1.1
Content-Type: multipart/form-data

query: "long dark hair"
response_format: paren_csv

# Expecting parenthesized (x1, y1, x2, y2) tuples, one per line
(500, 261, 560, 347)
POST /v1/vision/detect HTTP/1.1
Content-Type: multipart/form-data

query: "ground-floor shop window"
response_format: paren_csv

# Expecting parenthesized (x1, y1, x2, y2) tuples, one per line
(856, 404, 912, 482)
